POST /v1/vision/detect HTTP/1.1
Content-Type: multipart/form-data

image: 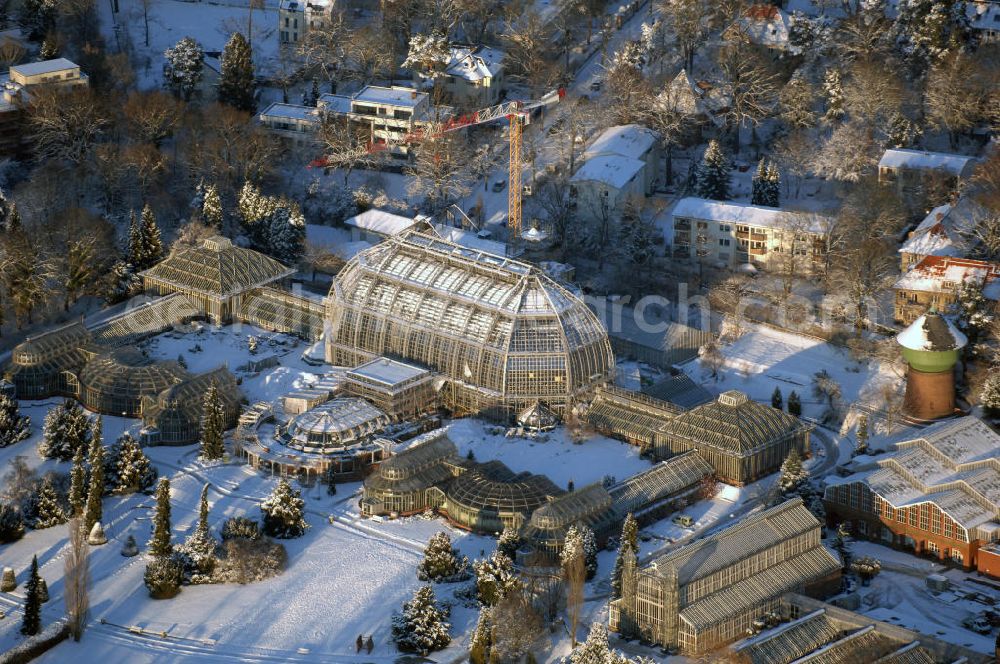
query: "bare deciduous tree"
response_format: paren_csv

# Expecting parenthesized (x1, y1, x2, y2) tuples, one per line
(562, 542, 585, 647)
(406, 131, 473, 213)
(658, 0, 705, 71)
(924, 52, 997, 148)
(65, 518, 90, 641)
(27, 86, 109, 167)
(123, 91, 183, 148)
(717, 43, 779, 153)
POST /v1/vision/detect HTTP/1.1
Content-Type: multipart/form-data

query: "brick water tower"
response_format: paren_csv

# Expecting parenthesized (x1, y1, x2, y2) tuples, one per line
(897, 310, 966, 420)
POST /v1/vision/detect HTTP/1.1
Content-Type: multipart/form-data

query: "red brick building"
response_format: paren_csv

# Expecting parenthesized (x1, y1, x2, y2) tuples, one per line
(824, 417, 1000, 571)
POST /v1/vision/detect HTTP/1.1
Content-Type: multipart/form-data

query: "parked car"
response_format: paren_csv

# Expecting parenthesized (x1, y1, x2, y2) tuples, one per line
(672, 514, 694, 527)
(492, 180, 506, 192)
(963, 615, 992, 634)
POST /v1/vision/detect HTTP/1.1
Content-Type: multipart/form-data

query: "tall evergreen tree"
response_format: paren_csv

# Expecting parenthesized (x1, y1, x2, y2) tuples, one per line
(823, 68, 845, 122)
(472, 550, 519, 606)
(149, 477, 172, 557)
(468, 606, 494, 664)
(0, 393, 30, 447)
(980, 370, 1000, 417)
(856, 413, 870, 454)
(69, 445, 87, 516)
(779, 448, 808, 494)
(751, 158, 769, 206)
(418, 531, 469, 582)
(178, 484, 217, 582)
(107, 433, 157, 495)
(4, 203, 49, 328)
(772, 386, 784, 410)
(38, 399, 91, 460)
(200, 382, 225, 461)
(20, 555, 41, 636)
(163, 36, 205, 101)
(202, 183, 223, 229)
(610, 513, 639, 599)
(788, 390, 802, 416)
(260, 478, 308, 539)
(751, 158, 780, 207)
(84, 434, 104, 532)
(392, 585, 451, 654)
(218, 32, 256, 113)
(128, 204, 164, 270)
(32, 475, 67, 529)
(693, 140, 730, 201)
(765, 161, 782, 207)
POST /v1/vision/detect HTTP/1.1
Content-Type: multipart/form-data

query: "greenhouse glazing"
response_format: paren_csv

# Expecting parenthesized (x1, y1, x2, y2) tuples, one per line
(325, 231, 614, 418)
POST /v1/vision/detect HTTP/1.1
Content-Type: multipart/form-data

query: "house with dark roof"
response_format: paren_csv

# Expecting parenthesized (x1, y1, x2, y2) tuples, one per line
(653, 390, 812, 485)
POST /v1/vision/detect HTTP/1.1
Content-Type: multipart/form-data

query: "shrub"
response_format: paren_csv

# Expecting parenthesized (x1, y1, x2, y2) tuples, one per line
(213, 537, 287, 584)
(221, 516, 261, 541)
(0, 502, 25, 543)
(144, 555, 184, 599)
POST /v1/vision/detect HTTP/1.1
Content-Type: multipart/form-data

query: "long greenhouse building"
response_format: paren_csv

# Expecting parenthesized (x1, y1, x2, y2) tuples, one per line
(325, 231, 615, 418)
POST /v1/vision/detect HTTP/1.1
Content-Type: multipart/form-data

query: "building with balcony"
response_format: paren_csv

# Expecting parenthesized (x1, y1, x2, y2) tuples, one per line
(824, 416, 1000, 572)
(609, 498, 841, 655)
(670, 197, 829, 273)
(892, 255, 1000, 325)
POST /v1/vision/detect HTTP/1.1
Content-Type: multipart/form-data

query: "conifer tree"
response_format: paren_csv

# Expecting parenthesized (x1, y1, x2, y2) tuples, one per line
(788, 390, 802, 416)
(472, 550, 519, 606)
(981, 370, 1000, 417)
(149, 477, 172, 557)
(108, 433, 157, 494)
(84, 435, 104, 532)
(779, 448, 808, 494)
(308, 78, 320, 107)
(693, 140, 730, 201)
(0, 503, 24, 543)
(565, 525, 597, 581)
(469, 607, 494, 664)
(0, 393, 30, 448)
(202, 183, 223, 229)
(21, 555, 41, 636)
(751, 158, 769, 206)
(32, 475, 67, 529)
(418, 531, 469, 582)
(766, 161, 781, 207)
(497, 527, 519, 560)
(163, 36, 204, 101)
(611, 513, 639, 599)
(772, 386, 783, 410)
(569, 622, 621, 664)
(260, 478, 308, 539)
(392, 585, 451, 654)
(178, 484, 217, 582)
(823, 68, 844, 122)
(200, 382, 225, 461)
(218, 32, 256, 113)
(856, 413, 869, 454)
(39, 33, 58, 60)
(38, 399, 91, 461)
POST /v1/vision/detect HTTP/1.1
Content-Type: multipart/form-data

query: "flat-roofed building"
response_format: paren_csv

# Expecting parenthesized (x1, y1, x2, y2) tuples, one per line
(878, 148, 976, 192)
(344, 356, 438, 419)
(0, 57, 88, 156)
(610, 498, 841, 654)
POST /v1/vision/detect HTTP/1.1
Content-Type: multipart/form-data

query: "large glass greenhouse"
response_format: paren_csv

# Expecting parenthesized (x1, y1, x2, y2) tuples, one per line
(442, 460, 563, 533)
(325, 231, 614, 418)
(78, 347, 189, 417)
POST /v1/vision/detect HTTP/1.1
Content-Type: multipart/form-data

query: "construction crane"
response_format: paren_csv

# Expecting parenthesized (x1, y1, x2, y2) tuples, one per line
(312, 88, 565, 252)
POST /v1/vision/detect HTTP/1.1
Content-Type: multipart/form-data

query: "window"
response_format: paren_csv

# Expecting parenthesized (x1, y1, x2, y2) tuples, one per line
(926, 541, 940, 555)
(719, 238, 730, 247)
(285, 17, 289, 26)
(697, 221, 708, 230)
(951, 550, 964, 564)
(719, 224, 731, 232)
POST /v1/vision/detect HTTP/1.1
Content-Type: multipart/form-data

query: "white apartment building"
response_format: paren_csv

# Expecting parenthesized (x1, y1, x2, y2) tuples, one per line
(278, 0, 332, 45)
(670, 197, 829, 272)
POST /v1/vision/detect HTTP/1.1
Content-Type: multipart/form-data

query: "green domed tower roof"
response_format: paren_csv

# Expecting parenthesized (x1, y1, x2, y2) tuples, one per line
(896, 310, 966, 373)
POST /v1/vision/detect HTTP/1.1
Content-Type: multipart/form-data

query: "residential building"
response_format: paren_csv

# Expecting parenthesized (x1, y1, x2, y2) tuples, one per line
(824, 417, 1000, 572)
(877, 148, 977, 191)
(968, 0, 1000, 41)
(609, 498, 841, 655)
(343, 209, 426, 242)
(570, 125, 662, 224)
(278, 0, 331, 45)
(898, 201, 980, 271)
(653, 390, 812, 486)
(0, 58, 89, 156)
(670, 197, 829, 273)
(258, 102, 320, 144)
(663, 69, 729, 139)
(725, 4, 793, 53)
(416, 45, 504, 108)
(892, 255, 1000, 325)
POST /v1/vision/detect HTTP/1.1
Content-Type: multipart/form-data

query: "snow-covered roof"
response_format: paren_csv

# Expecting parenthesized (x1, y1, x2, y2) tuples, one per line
(893, 255, 1000, 298)
(968, 0, 1000, 33)
(259, 102, 319, 123)
(896, 311, 967, 352)
(11, 58, 78, 78)
(344, 209, 420, 237)
(354, 85, 427, 109)
(731, 4, 792, 49)
(898, 203, 975, 259)
(570, 154, 645, 190)
(347, 357, 431, 388)
(317, 93, 352, 114)
(832, 417, 1000, 533)
(662, 70, 729, 126)
(430, 223, 508, 256)
(878, 148, 976, 176)
(672, 197, 830, 234)
(444, 45, 503, 82)
(584, 124, 659, 162)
